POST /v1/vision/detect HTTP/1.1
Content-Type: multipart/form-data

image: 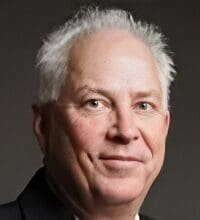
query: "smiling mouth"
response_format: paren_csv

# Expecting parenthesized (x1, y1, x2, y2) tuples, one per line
(98, 155, 143, 170)
(99, 155, 143, 162)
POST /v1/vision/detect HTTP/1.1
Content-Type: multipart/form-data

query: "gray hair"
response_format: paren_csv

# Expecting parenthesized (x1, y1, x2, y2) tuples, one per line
(37, 7, 176, 109)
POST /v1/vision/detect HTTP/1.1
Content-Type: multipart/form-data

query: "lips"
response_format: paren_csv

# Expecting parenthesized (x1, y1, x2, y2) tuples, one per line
(98, 154, 143, 171)
(99, 154, 143, 162)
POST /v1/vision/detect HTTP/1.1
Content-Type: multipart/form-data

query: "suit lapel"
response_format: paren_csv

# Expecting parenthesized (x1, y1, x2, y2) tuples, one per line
(17, 168, 74, 220)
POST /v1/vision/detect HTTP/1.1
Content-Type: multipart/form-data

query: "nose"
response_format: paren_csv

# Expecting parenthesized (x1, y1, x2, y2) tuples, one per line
(106, 109, 140, 145)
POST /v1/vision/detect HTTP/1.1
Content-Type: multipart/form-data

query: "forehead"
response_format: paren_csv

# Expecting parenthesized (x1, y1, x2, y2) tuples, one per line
(69, 28, 155, 69)
(65, 28, 161, 95)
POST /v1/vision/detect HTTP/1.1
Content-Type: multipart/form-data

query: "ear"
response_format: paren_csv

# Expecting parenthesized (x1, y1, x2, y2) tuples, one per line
(32, 104, 48, 154)
(164, 110, 170, 138)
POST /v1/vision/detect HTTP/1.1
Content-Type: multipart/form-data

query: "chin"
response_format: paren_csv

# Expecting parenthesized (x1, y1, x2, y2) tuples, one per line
(92, 176, 147, 205)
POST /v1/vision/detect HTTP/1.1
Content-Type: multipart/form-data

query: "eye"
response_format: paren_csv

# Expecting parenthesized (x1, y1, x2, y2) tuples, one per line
(86, 99, 101, 108)
(82, 98, 110, 114)
(137, 102, 153, 111)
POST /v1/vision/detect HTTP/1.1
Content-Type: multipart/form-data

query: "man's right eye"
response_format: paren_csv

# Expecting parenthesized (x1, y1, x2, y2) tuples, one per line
(86, 99, 101, 108)
(81, 98, 111, 114)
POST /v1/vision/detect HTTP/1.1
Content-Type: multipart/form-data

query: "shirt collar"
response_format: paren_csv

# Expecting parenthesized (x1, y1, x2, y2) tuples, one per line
(75, 213, 140, 220)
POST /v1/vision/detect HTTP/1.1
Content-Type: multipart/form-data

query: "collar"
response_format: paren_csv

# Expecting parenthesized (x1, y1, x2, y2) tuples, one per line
(75, 213, 140, 220)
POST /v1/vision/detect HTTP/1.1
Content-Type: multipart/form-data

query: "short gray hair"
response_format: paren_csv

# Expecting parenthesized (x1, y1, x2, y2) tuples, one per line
(37, 7, 176, 109)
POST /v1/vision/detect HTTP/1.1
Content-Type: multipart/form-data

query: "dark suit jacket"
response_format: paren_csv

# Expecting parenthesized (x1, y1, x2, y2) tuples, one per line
(0, 168, 155, 220)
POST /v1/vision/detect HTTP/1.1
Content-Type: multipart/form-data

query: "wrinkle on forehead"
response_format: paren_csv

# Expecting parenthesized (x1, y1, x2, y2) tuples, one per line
(60, 28, 162, 105)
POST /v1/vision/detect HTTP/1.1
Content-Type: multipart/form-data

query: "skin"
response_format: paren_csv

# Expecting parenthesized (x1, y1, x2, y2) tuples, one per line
(33, 29, 170, 220)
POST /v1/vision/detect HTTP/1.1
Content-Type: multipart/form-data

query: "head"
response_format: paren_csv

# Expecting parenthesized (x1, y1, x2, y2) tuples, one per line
(33, 7, 175, 218)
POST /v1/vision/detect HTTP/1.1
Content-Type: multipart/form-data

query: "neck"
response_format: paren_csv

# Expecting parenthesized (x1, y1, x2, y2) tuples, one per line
(75, 203, 140, 220)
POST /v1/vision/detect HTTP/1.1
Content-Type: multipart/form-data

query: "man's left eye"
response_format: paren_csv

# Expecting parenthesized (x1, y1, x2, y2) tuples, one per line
(138, 102, 153, 110)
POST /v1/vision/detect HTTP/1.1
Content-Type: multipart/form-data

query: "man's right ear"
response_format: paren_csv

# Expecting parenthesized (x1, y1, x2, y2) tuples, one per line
(32, 104, 47, 154)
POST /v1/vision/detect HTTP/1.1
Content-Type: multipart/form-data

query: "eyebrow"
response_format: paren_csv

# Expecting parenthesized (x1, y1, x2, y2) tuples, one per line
(132, 91, 162, 100)
(75, 85, 110, 97)
(75, 85, 162, 101)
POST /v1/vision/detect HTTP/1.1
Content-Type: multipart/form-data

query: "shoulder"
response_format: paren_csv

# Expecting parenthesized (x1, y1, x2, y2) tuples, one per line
(0, 201, 22, 220)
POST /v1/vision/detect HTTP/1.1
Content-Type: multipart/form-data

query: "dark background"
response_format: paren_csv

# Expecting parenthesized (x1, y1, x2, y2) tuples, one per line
(0, 1, 200, 219)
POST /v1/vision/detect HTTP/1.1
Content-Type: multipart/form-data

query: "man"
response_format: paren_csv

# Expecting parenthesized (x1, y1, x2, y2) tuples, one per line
(0, 7, 175, 220)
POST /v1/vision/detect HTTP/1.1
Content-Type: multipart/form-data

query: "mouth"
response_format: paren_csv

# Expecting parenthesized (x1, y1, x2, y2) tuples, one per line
(98, 154, 143, 170)
(99, 155, 143, 162)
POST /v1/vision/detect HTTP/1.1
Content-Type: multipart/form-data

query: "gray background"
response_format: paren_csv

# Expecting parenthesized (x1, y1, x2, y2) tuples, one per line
(0, 0, 200, 219)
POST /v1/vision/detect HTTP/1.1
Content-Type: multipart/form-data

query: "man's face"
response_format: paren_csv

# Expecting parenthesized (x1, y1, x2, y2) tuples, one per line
(36, 29, 170, 208)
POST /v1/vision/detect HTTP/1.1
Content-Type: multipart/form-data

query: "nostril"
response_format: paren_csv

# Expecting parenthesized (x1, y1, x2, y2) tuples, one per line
(108, 133, 138, 145)
(112, 136, 130, 145)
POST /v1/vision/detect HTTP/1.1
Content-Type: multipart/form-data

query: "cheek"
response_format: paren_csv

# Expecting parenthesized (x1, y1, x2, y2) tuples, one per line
(139, 116, 167, 165)
(66, 113, 108, 154)
(47, 124, 75, 168)
(138, 120, 167, 187)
